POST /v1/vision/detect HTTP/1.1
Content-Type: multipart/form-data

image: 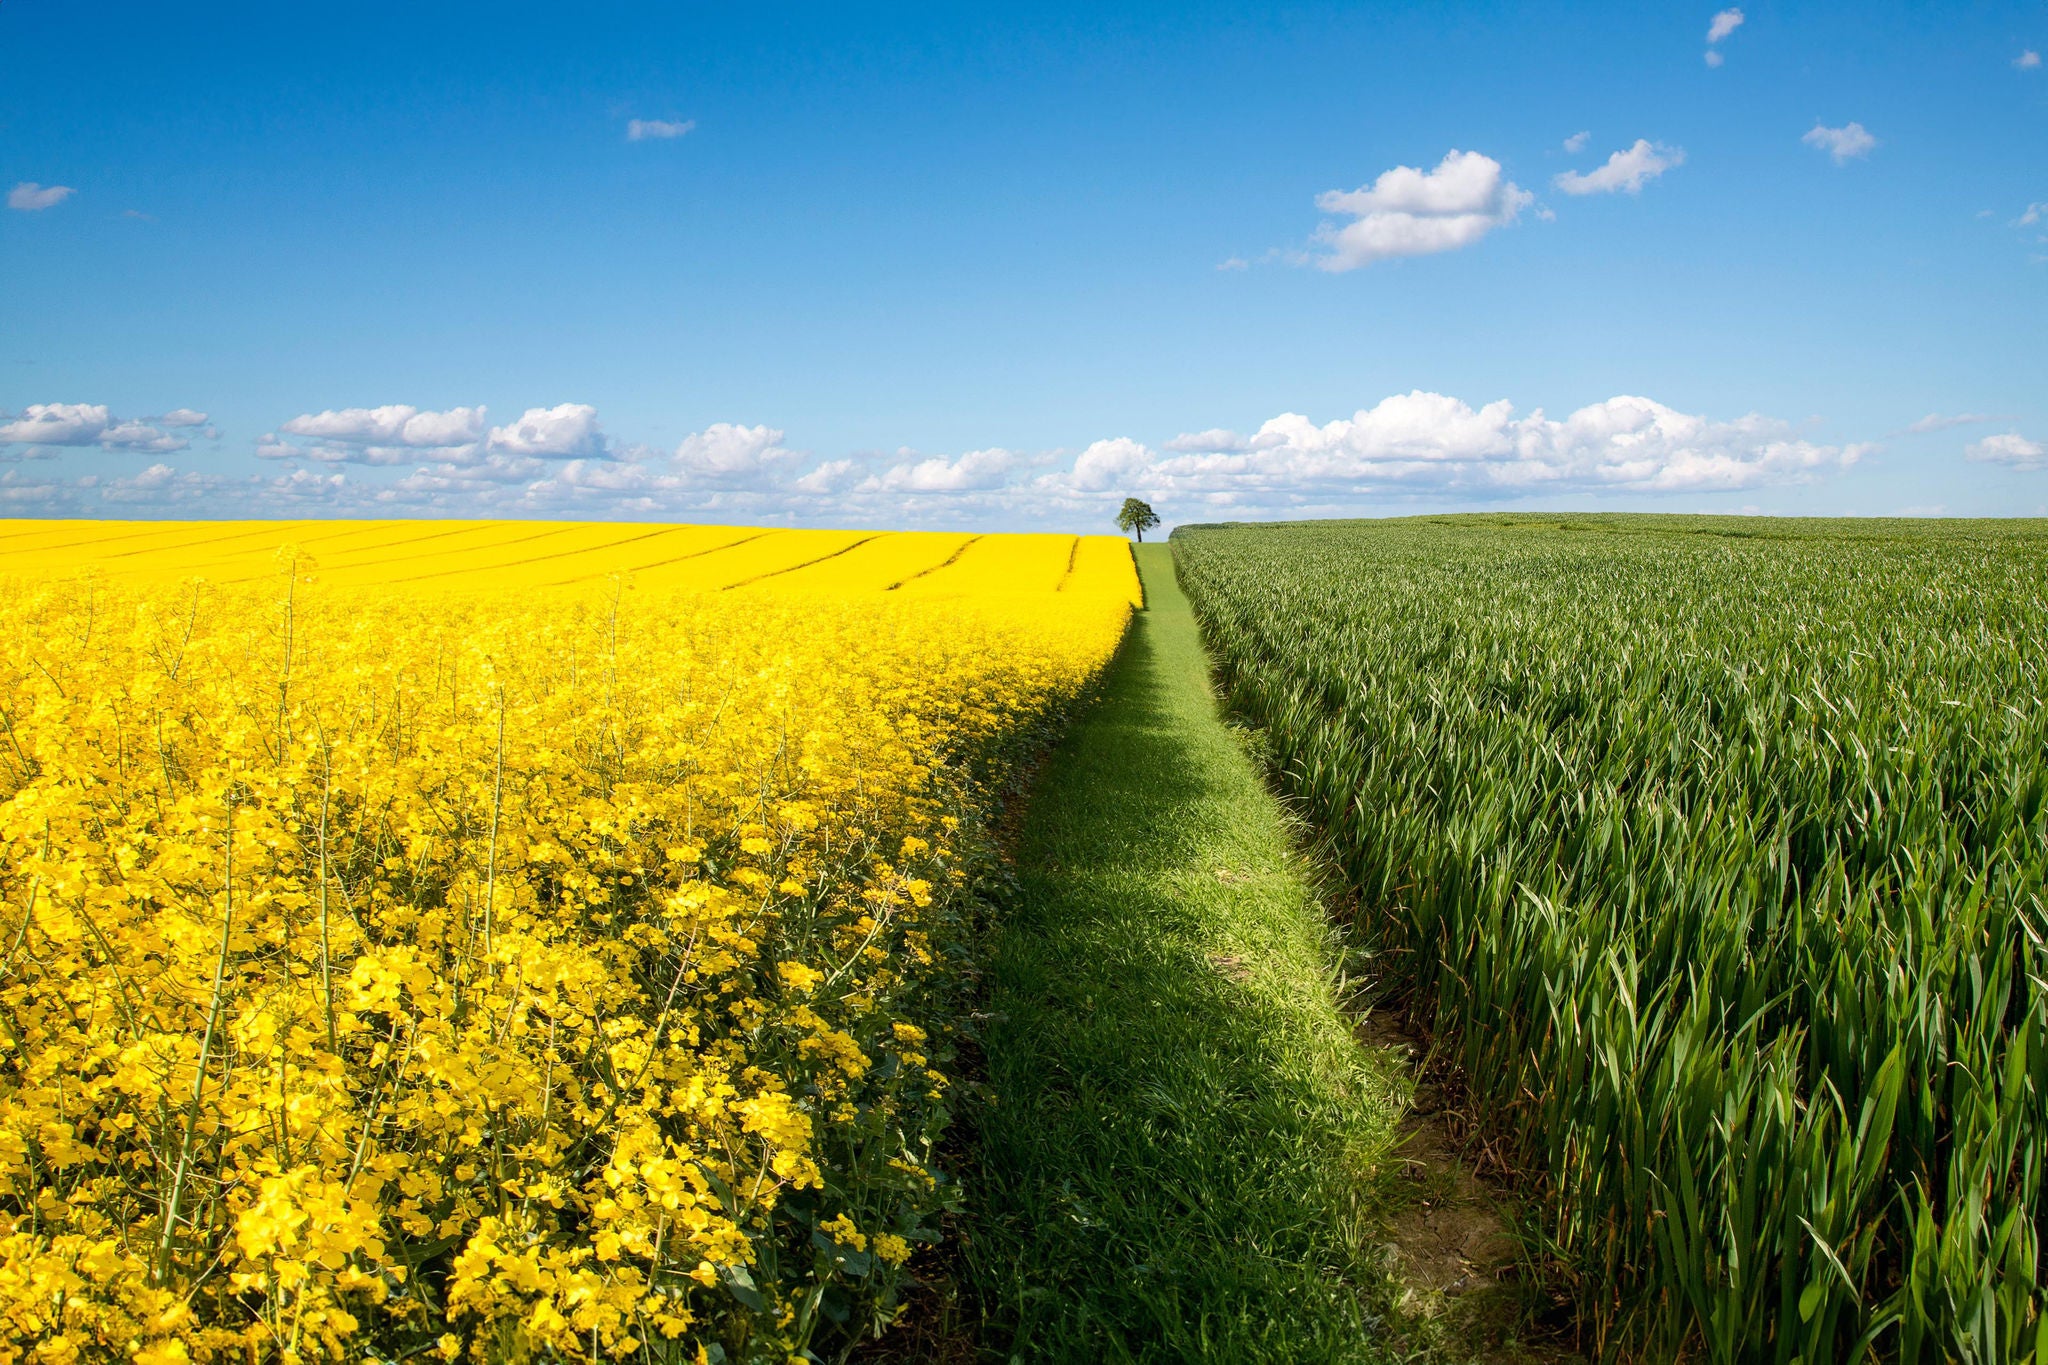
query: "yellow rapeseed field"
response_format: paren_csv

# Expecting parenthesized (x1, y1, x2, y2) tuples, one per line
(0, 521, 1138, 1364)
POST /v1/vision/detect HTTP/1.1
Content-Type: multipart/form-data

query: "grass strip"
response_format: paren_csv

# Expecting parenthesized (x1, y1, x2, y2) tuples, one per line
(964, 543, 1405, 1363)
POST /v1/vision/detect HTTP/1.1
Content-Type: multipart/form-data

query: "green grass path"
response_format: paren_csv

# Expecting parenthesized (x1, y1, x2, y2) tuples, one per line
(965, 542, 1404, 1362)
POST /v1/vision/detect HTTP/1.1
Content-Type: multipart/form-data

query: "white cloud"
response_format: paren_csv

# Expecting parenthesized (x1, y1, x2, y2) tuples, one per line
(1553, 140, 1685, 196)
(1163, 427, 1250, 454)
(8, 182, 75, 212)
(5, 390, 1889, 523)
(0, 403, 110, 446)
(0, 402, 193, 453)
(281, 404, 489, 448)
(401, 452, 550, 486)
(0, 458, 370, 517)
(793, 459, 861, 495)
(2017, 203, 2045, 226)
(1907, 412, 1990, 433)
(156, 408, 210, 427)
(99, 421, 190, 453)
(865, 447, 1018, 493)
(672, 422, 797, 479)
(1069, 437, 1160, 492)
(540, 458, 667, 493)
(263, 401, 604, 467)
(627, 118, 695, 141)
(1966, 432, 2046, 468)
(498, 420, 804, 508)
(1803, 122, 1877, 163)
(1312, 150, 1534, 271)
(1096, 391, 1866, 499)
(2017, 50, 2042, 70)
(1704, 8, 1743, 64)
(1216, 256, 1250, 271)
(507, 456, 695, 513)
(486, 404, 606, 458)
(266, 404, 494, 465)
(125, 462, 179, 491)
(1563, 131, 1591, 153)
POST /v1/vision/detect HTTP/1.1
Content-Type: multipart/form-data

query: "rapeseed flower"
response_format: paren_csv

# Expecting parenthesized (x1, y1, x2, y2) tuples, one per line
(0, 525, 1135, 1362)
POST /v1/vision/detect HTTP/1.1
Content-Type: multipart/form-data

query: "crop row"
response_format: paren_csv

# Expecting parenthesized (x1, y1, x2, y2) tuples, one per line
(0, 519, 1140, 598)
(1176, 516, 2048, 1362)
(0, 543, 1133, 1364)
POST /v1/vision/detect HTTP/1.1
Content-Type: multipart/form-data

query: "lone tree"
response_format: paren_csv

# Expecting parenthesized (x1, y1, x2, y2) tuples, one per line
(1116, 497, 1161, 542)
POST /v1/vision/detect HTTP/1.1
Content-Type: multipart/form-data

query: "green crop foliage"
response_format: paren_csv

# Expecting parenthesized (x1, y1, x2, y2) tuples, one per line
(1173, 514, 2048, 1363)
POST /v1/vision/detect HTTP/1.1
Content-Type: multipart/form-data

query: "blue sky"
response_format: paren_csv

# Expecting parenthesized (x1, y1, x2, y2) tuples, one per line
(3, 1, 2044, 529)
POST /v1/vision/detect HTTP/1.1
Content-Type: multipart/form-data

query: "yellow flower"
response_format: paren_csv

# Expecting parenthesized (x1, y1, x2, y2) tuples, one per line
(819, 1214, 867, 1252)
(778, 962, 826, 994)
(0, 520, 1134, 1363)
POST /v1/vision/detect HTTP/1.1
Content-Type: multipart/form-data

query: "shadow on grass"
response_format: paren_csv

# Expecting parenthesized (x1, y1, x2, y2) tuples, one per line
(963, 549, 1402, 1364)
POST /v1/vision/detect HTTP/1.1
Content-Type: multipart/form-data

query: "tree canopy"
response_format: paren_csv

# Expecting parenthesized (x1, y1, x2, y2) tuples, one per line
(1116, 498, 1161, 542)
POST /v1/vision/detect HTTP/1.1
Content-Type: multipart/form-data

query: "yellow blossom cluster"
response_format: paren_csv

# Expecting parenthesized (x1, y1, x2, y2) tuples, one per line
(0, 526, 1136, 1364)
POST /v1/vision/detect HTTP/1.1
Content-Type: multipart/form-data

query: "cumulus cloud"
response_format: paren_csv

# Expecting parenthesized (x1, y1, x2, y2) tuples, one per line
(500, 421, 810, 510)
(1554, 140, 1685, 195)
(1966, 432, 2046, 468)
(261, 401, 605, 467)
(155, 408, 210, 427)
(393, 452, 552, 487)
(0, 458, 368, 517)
(8, 182, 74, 211)
(2017, 50, 2042, 70)
(627, 118, 695, 141)
(1216, 256, 1250, 271)
(4, 388, 1888, 523)
(282, 404, 489, 448)
(672, 423, 798, 479)
(485, 404, 606, 458)
(264, 404, 492, 465)
(1804, 122, 1877, 163)
(1563, 131, 1591, 153)
(0, 402, 193, 453)
(0, 404, 110, 446)
(865, 447, 1019, 493)
(1068, 437, 1160, 492)
(792, 459, 861, 495)
(100, 421, 192, 453)
(1163, 428, 1250, 454)
(1087, 391, 1867, 500)
(1312, 150, 1534, 270)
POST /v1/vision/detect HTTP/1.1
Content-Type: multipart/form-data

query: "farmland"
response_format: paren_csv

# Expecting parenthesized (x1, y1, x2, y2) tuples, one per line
(7, 509, 2047, 1365)
(0, 520, 1135, 597)
(0, 520, 1137, 1364)
(1175, 515, 2048, 1361)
